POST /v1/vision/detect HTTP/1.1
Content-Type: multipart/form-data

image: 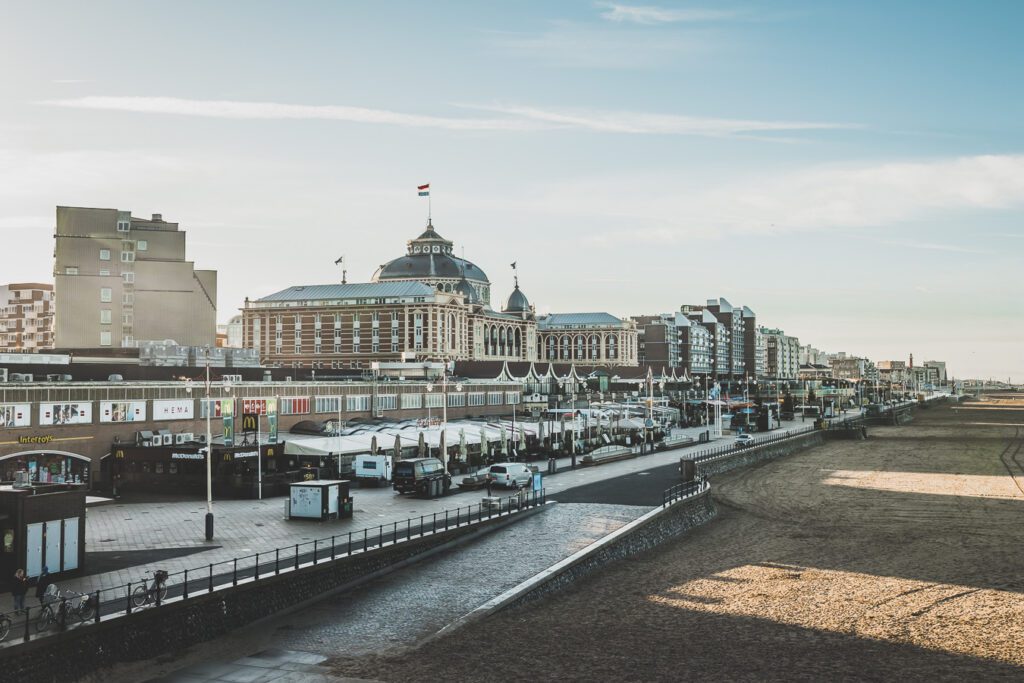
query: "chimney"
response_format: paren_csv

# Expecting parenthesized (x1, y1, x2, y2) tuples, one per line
(152, 213, 162, 221)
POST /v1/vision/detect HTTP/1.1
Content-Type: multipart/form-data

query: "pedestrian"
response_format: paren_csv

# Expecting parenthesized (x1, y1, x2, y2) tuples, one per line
(35, 565, 51, 606)
(11, 568, 28, 614)
(485, 474, 492, 496)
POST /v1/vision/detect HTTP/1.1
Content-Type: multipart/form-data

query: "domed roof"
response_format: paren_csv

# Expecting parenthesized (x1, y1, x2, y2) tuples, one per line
(504, 284, 531, 313)
(455, 277, 479, 304)
(372, 221, 490, 284)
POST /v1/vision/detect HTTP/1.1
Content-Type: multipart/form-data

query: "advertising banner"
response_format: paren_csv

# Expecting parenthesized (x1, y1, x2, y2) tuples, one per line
(241, 412, 259, 436)
(242, 398, 270, 415)
(153, 399, 195, 421)
(38, 403, 92, 425)
(222, 397, 235, 447)
(100, 401, 147, 423)
(267, 397, 278, 443)
(0, 403, 31, 428)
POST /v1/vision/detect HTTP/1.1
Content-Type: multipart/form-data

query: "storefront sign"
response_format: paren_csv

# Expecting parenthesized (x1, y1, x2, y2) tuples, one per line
(241, 413, 259, 435)
(0, 403, 31, 428)
(39, 402, 92, 425)
(100, 401, 147, 423)
(267, 398, 278, 443)
(233, 450, 258, 459)
(18, 435, 54, 444)
(242, 398, 271, 415)
(171, 452, 205, 460)
(153, 399, 195, 421)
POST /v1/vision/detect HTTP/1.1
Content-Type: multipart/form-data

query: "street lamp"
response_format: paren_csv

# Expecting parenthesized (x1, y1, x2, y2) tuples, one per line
(185, 351, 231, 541)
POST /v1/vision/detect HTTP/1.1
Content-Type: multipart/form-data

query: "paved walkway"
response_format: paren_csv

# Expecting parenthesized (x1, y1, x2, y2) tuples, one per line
(55, 413, 855, 595)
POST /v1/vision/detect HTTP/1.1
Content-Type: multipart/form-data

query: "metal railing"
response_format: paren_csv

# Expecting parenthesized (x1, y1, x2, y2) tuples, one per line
(662, 479, 708, 507)
(0, 487, 546, 648)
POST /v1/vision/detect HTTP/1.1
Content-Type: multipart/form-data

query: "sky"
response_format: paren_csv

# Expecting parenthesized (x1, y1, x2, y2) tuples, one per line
(0, 1, 1022, 381)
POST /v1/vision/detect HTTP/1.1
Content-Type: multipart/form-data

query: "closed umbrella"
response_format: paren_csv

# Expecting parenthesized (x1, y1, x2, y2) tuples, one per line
(418, 431, 425, 458)
(479, 427, 488, 463)
(560, 415, 567, 451)
(439, 429, 447, 470)
(459, 429, 467, 462)
(539, 420, 546, 448)
(518, 424, 526, 451)
(370, 434, 378, 456)
(392, 433, 402, 469)
(499, 425, 507, 456)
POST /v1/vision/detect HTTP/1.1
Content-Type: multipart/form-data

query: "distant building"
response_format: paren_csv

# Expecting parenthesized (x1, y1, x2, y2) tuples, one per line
(536, 313, 638, 367)
(217, 315, 244, 348)
(0, 283, 55, 352)
(923, 360, 948, 384)
(760, 327, 800, 381)
(632, 312, 712, 376)
(242, 221, 538, 369)
(53, 206, 217, 349)
(830, 355, 870, 381)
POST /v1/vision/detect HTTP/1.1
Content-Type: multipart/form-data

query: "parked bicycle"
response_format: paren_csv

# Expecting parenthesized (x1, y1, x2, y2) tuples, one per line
(36, 589, 94, 632)
(131, 569, 168, 608)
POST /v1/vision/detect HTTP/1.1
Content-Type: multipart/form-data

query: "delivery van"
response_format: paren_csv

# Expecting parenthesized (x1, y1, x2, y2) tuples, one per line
(354, 453, 393, 486)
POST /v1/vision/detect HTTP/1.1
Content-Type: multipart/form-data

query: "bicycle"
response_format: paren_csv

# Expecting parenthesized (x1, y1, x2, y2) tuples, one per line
(36, 588, 94, 632)
(131, 570, 168, 608)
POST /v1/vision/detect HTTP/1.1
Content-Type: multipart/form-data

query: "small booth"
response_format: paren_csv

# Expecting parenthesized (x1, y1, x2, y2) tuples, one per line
(0, 483, 87, 591)
(287, 479, 353, 521)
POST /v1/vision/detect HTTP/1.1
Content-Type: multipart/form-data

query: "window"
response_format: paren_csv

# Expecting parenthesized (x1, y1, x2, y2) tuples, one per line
(117, 220, 130, 232)
(65, 267, 78, 275)
(401, 393, 422, 409)
(123, 312, 133, 325)
(100, 309, 111, 324)
(121, 251, 135, 262)
(468, 393, 486, 407)
(99, 269, 110, 276)
(280, 397, 310, 415)
(448, 392, 465, 407)
(505, 392, 521, 405)
(100, 287, 112, 303)
(425, 393, 443, 408)
(346, 395, 371, 411)
(488, 391, 503, 405)
(137, 240, 148, 251)
(122, 272, 135, 284)
(378, 395, 397, 411)
(315, 396, 341, 413)
(99, 331, 112, 346)
(122, 292, 134, 305)
(99, 249, 111, 261)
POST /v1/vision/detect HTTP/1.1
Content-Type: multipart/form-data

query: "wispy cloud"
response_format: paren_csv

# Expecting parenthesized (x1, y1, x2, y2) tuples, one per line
(598, 3, 737, 24)
(461, 103, 855, 136)
(41, 96, 853, 138)
(41, 96, 549, 132)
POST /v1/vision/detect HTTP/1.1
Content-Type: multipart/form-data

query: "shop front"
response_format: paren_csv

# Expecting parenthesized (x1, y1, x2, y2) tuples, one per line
(102, 442, 297, 499)
(0, 449, 91, 485)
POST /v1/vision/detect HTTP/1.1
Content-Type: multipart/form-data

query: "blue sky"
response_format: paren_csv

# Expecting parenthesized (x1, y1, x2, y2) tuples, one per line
(1, 1, 1022, 380)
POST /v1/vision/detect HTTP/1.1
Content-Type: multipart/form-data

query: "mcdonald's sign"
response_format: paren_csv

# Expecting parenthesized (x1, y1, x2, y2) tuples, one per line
(115, 449, 125, 459)
(241, 413, 259, 435)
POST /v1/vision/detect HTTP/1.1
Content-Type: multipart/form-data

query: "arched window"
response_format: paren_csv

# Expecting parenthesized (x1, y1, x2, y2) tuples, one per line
(589, 335, 599, 360)
(607, 334, 617, 360)
(498, 327, 506, 356)
(560, 335, 570, 360)
(483, 325, 490, 355)
(514, 328, 522, 358)
(547, 336, 556, 360)
(575, 335, 584, 360)
(449, 313, 457, 352)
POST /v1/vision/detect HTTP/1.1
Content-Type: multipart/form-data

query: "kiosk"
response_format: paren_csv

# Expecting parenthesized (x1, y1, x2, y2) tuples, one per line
(287, 479, 353, 521)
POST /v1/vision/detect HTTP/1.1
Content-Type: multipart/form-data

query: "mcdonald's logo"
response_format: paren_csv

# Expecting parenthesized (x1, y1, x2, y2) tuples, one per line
(242, 413, 258, 434)
(223, 453, 232, 462)
(115, 449, 125, 459)
(266, 448, 275, 457)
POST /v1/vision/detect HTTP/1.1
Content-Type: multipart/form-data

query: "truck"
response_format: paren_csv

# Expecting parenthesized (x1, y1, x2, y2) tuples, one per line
(353, 454, 393, 487)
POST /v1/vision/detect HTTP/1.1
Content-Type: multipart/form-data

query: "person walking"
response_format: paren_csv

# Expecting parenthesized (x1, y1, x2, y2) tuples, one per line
(485, 473, 492, 496)
(11, 568, 28, 614)
(35, 566, 51, 606)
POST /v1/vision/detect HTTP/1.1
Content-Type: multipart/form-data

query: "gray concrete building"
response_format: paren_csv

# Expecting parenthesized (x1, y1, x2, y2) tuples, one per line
(760, 327, 801, 380)
(53, 206, 217, 349)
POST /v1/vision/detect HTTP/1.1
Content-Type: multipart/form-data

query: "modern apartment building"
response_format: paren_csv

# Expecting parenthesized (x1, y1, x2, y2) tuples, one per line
(761, 327, 800, 380)
(53, 206, 217, 349)
(632, 312, 712, 376)
(0, 283, 55, 352)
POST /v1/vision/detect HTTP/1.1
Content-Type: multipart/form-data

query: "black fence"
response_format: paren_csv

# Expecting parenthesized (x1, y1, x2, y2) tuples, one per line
(0, 488, 546, 648)
(662, 479, 708, 507)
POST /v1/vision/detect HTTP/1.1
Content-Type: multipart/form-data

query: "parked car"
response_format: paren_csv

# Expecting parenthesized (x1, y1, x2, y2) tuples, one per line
(393, 457, 451, 497)
(486, 462, 533, 489)
(735, 434, 755, 448)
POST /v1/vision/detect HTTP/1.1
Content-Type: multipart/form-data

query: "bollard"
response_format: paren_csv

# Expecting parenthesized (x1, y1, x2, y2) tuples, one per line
(275, 548, 280, 575)
(94, 590, 101, 624)
(348, 532, 352, 555)
(294, 544, 299, 570)
(363, 528, 368, 552)
(331, 535, 336, 560)
(183, 569, 189, 599)
(23, 606, 31, 642)
(208, 564, 214, 593)
(126, 582, 133, 614)
(313, 540, 318, 565)
(233, 559, 238, 587)
(254, 554, 259, 580)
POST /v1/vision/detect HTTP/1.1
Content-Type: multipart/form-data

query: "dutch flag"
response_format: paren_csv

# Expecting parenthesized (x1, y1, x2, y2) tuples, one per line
(418, 183, 430, 197)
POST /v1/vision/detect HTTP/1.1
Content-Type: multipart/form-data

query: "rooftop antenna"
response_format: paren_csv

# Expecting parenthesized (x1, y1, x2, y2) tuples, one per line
(334, 255, 347, 284)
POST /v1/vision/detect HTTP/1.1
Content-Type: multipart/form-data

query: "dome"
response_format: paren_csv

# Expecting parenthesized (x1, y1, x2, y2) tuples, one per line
(371, 221, 490, 284)
(455, 277, 479, 304)
(504, 284, 531, 313)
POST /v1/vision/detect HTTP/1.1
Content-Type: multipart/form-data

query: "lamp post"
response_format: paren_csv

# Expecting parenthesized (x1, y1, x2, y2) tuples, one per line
(427, 363, 462, 473)
(185, 350, 231, 541)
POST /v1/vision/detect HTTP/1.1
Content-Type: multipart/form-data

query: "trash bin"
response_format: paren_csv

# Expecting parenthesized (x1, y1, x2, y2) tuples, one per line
(680, 459, 696, 483)
(547, 457, 557, 474)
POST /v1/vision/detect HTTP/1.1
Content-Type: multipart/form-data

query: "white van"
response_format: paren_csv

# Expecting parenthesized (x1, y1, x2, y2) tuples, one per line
(354, 454, 393, 486)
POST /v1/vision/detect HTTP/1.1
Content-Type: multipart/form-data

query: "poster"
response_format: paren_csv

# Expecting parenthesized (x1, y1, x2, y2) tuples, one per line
(222, 397, 235, 447)
(0, 403, 30, 428)
(267, 397, 278, 443)
(100, 401, 146, 423)
(153, 399, 195, 421)
(39, 402, 92, 425)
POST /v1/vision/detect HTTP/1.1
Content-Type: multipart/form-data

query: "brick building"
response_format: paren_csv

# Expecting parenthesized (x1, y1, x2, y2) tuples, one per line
(0, 283, 55, 351)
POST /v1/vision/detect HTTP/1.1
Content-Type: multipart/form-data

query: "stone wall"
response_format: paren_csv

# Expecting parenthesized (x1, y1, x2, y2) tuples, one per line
(0, 504, 548, 683)
(695, 430, 826, 478)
